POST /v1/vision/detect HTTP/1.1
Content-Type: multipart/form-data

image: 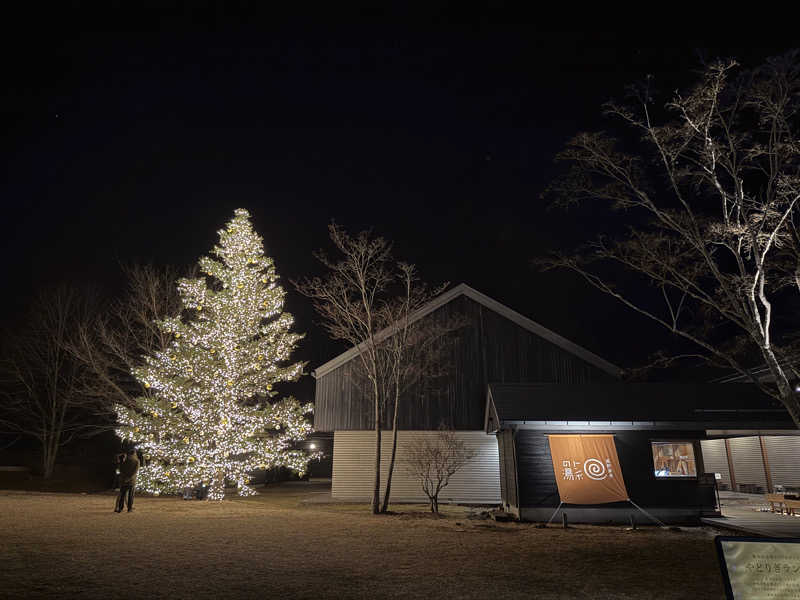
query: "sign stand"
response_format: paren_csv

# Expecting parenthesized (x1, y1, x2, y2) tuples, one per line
(545, 501, 564, 526)
(628, 499, 667, 528)
(543, 499, 667, 527)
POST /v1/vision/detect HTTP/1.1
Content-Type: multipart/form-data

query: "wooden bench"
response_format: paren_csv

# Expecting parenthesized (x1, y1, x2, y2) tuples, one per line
(766, 493, 786, 513)
(740, 483, 763, 494)
(785, 499, 800, 516)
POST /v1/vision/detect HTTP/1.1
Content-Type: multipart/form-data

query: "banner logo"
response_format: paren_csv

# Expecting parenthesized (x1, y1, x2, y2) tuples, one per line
(584, 458, 613, 480)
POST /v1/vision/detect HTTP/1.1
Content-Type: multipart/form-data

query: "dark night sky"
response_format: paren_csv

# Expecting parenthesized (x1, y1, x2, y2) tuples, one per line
(0, 9, 789, 399)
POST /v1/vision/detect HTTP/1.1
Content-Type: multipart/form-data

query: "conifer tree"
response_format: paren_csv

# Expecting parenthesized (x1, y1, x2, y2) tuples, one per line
(116, 208, 314, 500)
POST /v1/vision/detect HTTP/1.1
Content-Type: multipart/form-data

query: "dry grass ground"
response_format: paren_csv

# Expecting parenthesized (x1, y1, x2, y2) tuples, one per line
(0, 481, 726, 599)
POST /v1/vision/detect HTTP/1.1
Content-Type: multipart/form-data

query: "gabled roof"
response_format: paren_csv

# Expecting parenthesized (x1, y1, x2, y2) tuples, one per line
(312, 283, 623, 379)
(484, 382, 794, 433)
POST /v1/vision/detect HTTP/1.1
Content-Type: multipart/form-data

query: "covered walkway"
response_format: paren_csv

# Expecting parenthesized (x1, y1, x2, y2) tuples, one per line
(701, 491, 800, 538)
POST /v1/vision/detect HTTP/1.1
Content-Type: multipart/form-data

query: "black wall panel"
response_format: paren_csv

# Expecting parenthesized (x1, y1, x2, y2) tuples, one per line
(514, 430, 716, 509)
(315, 295, 614, 431)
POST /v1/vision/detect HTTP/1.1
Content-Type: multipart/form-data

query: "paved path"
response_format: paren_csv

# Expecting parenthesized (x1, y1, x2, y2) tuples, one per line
(702, 505, 800, 538)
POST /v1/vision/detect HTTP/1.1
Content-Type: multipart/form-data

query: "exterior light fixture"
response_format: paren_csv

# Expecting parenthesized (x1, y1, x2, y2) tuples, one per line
(309, 443, 316, 450)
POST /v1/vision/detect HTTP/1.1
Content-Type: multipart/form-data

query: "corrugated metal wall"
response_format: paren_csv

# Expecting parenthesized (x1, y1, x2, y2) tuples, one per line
(332, 430, 501, 504)
(700, 439, 732, 489)
(728, 437, 768, 492)
(701, 436, 800, 493)
(764, 436, 800, 488)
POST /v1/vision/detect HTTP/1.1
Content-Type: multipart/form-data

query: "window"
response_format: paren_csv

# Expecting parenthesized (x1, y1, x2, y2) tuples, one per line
(651, 441, 697, 478)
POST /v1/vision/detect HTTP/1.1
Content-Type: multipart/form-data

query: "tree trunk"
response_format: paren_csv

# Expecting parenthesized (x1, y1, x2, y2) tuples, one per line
(760, 346, 800, 430)
(42, 442, 56, 479)
(372, 427, 382, 514)
(780, 389, 800, 429)
(380, 385, 400, 513)
(41, 430, 60, 479)
(371, 381, 381, 514)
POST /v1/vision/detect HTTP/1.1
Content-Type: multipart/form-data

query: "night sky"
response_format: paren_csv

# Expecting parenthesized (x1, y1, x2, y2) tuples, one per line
(1, 10, 788, 399)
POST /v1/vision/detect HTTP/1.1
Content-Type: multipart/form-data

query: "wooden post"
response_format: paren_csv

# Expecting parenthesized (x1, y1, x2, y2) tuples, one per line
(693, 440, 705, 476)
(562, 513, 568, 529)
(629, 514, 636, 530)
(724, 439, 737, 492)
(758, 436, 774, 494)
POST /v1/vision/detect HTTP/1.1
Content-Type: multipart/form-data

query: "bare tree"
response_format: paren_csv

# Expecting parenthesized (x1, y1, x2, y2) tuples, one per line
(70, 263, 192, 410)
(402, 425, 476, 514)
(377, 264, 452, 513)
(295, 224, 394, 514)
(0, 286, 104, 478)
(296, 226, 455, 513)
(542, 52, 800, 427)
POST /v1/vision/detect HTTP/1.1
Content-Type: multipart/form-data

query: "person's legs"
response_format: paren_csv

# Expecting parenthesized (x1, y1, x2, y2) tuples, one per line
(126, 485, 135, 511)
(115, 486, 127, 512)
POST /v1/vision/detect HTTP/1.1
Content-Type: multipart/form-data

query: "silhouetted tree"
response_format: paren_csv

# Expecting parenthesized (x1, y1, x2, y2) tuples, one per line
(376, 265, 458, 513)
(0, 286, 103, 477)
(70, 263, 195, 411)
(543, 52, 800, 427)
(295, 224, 394, 514)
(295, 225, 451, 513)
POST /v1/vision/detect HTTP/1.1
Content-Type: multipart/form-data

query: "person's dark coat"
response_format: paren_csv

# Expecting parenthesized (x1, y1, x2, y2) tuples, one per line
(119, 453, 140, 486)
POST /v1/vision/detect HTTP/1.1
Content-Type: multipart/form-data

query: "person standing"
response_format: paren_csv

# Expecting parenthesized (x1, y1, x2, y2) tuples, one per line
(115, 449, 140, 513)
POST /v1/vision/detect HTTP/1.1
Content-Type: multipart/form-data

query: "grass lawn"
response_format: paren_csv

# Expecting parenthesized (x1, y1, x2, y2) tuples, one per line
(0, 481, 727, 599)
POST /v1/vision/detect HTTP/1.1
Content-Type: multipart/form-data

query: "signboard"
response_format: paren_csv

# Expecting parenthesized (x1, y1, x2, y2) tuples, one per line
(548, 434, 629, 504)
(715, 536, 800, 599)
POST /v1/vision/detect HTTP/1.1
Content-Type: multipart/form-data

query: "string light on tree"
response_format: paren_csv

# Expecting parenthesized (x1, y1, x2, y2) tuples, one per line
(115, 208, 318, 500)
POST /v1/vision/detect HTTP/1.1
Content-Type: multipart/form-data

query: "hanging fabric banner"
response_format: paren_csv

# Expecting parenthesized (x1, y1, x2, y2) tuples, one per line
(548, 434, 629, 504)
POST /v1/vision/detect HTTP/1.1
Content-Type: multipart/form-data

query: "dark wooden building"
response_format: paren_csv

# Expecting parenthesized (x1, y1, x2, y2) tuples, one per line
(314, 284, 621, 431)
(486, 383, 795, 523)
(312, 284, 622, 502)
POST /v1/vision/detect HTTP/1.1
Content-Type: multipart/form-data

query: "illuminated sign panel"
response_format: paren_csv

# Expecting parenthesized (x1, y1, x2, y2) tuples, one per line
(716, 536, 800, 599)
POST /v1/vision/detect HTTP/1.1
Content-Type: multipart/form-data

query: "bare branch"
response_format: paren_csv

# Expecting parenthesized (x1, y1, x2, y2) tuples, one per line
(542, 52, 800, 426)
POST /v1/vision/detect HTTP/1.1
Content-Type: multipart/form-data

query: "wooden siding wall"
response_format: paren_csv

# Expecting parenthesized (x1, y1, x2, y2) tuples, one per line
(497, 429, 519, 512)
(315, 295, 614, 431)
(511, 430, 716, 509)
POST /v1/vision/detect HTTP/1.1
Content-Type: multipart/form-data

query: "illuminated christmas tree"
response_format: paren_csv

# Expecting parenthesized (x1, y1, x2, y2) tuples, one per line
(115, 208, 315, 500)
